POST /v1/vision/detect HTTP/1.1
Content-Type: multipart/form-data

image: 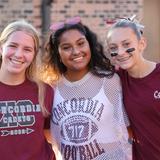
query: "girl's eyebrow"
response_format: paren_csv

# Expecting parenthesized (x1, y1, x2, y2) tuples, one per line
(77, 37, 86, 40)
(108, 43, 117, 46)
(8, 42, 17, 45)
(24, 46, 34, 50)
(60, 37, 86, 46)
(59, 42, 70, 47)
(109, 39, 131, 46)
(9, 42, 34, 50)
(122, 39, 130, 43)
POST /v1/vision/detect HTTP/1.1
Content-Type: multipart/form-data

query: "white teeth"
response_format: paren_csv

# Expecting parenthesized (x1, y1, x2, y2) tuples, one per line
(11, 59, 23, 64)
(118, 56, 130, 62)
(73, 57, 83, 62)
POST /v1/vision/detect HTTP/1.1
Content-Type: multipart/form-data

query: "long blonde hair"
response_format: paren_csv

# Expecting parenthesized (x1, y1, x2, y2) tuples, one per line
(0, 20, 49, 116)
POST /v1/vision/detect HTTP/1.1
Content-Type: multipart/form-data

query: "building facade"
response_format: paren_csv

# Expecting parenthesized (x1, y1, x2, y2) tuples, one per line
(0, 0, 159, 61)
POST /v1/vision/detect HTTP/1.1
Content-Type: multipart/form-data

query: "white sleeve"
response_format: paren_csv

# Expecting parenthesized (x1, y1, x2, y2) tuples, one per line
(104, 73, 130, 127)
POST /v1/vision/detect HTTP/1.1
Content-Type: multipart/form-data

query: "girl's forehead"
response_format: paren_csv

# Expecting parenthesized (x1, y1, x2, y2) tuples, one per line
(5, 31, 35, 48)
(107, 27, 136, 42)
(109, 27, 134, 35)
(59, 29, 85, 42)
(8, 31, 33, 40)
(61, 29, 84, 37)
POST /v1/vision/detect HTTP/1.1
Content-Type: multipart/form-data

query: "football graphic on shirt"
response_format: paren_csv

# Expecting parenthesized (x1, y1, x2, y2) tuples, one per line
(61, 115, 98, 143)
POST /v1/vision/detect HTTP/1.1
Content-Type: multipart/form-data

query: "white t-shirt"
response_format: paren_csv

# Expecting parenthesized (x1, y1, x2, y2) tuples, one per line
(51, 72, 131, 160)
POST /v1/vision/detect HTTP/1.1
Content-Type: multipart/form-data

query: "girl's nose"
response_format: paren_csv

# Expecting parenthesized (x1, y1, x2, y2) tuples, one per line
(117, 48, 126, 56)
(14, 48, 23, 58)
(72, 46, 80, 55)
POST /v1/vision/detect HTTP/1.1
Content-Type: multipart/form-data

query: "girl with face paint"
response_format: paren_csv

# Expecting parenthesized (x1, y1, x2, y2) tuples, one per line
(107, 15, 160, 160)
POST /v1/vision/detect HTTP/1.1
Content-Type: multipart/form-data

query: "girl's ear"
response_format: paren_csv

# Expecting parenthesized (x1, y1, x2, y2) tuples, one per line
(140, 36, 147, 50)
(138, 36, 147, 54)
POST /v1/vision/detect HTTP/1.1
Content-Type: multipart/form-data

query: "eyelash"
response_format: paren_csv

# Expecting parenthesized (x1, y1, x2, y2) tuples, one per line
(8, 44, 16, 48)
(8, 45, 32, 53)
(24, 49, 32, 52)
(109, 46, 117, 52)
(123, 42, 130, 47)
(61, 41, 86, 50)
(78, 41, 85, 46)
(62, 46, 71, 50)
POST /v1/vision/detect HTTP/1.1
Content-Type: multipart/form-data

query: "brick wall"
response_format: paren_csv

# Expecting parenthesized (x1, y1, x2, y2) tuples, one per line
(0, 0, 42, 35)
(0, 0, 143, 47)
(50, 0, 143, 44)
(0, 0, 32, 30)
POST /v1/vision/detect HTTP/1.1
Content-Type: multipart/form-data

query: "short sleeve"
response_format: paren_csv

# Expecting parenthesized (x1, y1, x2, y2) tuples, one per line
(103, 73, 130, 127)
(44, 83, 54, 129)
(44, 83, 54, 113)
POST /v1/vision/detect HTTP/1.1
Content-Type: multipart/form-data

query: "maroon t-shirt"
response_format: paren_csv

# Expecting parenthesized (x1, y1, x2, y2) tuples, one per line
(118, 63, 160, 160)
(0, 79, 55, 160)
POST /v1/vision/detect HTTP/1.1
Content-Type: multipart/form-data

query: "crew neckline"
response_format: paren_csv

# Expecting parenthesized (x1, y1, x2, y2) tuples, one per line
(128, 63, 159, 81)
(0, 78, 28, 88)
(62, 72, 92, 87)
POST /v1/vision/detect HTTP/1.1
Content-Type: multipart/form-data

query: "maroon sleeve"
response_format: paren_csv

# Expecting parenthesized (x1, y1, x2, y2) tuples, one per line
(44, 83, 54, 113)
(44, 83, 54, 129)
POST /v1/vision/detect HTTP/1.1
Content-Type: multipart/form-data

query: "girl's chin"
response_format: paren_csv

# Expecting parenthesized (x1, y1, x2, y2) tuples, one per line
(119, 64, 132, 70)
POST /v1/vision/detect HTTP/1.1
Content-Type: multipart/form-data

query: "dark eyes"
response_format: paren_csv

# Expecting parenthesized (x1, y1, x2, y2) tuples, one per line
(61, 40, 86, 51)
(78, 41, 85, 46)
(62, 46, 72, 51)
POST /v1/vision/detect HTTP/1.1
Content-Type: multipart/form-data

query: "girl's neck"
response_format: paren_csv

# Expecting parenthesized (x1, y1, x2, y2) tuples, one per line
(0, 71, 25, 85)
(128, 59, 156, 78)
(64, 70, 89, 82)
